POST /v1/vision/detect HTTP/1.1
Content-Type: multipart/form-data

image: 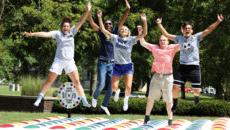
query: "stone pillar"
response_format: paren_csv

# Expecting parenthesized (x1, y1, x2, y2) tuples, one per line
(9, 83, 15, 91)
(15, 84, 20, 91)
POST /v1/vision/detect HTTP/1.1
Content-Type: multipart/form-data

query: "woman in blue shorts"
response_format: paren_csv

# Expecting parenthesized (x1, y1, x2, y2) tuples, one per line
(97, 10, 147, 111)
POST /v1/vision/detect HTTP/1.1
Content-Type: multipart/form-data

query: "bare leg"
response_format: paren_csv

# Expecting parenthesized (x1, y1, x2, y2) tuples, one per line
(193, 88, 201, 96)
(40, 72, 58, 94)
(123, 74, 133, 111)
(112, 76, 120, 92)
(68, 70, 90, 107)
(172, 85, 181, 98)
(34, 72, 58, 106)
(68, 70, 85, 97)
(124, 74, 133, 97)
(193, 88, 201, 104)
(112, 76, 121, 102)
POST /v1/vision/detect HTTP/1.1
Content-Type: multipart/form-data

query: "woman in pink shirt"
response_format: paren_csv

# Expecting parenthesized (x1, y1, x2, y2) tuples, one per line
(140, 35, 180, 126)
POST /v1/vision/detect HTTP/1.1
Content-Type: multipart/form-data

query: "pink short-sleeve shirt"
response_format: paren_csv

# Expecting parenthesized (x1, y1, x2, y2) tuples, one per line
(146, 44, 180, 74)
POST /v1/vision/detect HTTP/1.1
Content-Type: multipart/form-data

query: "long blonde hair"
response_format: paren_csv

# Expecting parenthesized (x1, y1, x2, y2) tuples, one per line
(118, 26, 131, 37)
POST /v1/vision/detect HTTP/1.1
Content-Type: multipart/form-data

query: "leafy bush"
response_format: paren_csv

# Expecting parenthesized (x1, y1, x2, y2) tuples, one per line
(19, 76, 55, 96)
(52, 96, 230, 117)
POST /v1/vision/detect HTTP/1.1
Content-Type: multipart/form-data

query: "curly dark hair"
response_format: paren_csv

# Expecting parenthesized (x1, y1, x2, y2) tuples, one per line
(181, 21, 194, 29)
(60, 17, 72, 27)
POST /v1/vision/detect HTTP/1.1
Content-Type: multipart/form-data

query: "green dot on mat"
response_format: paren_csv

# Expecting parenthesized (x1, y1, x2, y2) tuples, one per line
(76, 127, 92, 130)
(24, 125, 40, 128)
(130, 128, 142, 130)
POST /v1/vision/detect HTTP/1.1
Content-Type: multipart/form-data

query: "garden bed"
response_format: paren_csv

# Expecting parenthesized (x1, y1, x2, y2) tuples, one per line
(0, 95, 57, 112)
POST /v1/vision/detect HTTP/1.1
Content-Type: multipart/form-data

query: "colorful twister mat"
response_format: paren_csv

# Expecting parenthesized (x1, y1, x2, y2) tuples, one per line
(0, 116, 230, 130)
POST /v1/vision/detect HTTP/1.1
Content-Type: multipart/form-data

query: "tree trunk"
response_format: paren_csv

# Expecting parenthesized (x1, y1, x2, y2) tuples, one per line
(214, 75, 225, 99)
(224, 82, 230, 101)
(0, 0, 6, 21)
(215, 82, 225, 99)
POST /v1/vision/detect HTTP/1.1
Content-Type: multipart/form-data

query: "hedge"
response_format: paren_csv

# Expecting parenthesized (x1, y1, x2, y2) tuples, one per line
(52, 96, 230, 116)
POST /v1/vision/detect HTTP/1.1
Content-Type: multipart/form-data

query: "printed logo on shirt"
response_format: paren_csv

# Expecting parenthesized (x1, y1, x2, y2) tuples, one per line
(67, 34, 73, 38)
(182, 36, 195, 55)
(115, 38, 131, 50)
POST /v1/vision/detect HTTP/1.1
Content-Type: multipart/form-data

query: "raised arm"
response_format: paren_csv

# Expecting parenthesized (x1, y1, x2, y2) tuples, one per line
(117, 0, 131, 30)
(201, 14, 224, 38)
(23, 31, 52, 38)
(74, 2, 92, 31)
(156, 18, 176, 41)
(136, 13, 147, 40)
(139, 37, 151, 49)
(97, 10, 112, 38)
(87, 11, 99, 32)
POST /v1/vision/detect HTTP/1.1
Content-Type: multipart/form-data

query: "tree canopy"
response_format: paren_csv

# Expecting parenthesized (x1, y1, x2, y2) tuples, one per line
(0, 0, 229, 99)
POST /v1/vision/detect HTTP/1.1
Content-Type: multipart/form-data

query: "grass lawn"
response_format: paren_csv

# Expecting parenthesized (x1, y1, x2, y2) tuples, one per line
(0, 85, 57, 96)
(0, 111, 219, 124)
(0, 86, 220, 124)
(0, 85, 21, 96)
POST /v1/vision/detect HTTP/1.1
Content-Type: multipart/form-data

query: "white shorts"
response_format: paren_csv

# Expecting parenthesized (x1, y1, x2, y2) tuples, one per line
(49, 59, 77, 75)
(148, 73, 173, 103)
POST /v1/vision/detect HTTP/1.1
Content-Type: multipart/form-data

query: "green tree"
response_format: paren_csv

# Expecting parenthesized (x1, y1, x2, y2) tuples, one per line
(0, 0, 229, 100)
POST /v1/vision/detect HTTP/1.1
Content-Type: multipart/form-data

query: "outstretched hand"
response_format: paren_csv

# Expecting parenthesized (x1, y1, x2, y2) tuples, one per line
(140, 13, 147, 21)
(85, 2, 92, 12)
(156, 18, 162, 24)
(217, 14, 224, 22)
(23, 32, 32, 37)
(97, 10, 102, 18)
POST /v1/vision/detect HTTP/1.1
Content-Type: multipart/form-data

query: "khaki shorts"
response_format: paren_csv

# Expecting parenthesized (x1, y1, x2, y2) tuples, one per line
(148, 73, 173, 103)
(49, 59, 77, 75)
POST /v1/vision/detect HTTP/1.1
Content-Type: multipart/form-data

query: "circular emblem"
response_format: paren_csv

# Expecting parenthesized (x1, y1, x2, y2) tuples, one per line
(57, 82, 81, 109)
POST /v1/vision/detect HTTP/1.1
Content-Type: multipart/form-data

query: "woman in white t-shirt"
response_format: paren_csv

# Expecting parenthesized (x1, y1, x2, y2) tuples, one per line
(97, 10, 147, 111)
(23, 2, 92, 108)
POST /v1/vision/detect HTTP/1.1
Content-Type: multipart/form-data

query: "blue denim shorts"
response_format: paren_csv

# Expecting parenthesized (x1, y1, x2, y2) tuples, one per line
(113, 63, 134, 76)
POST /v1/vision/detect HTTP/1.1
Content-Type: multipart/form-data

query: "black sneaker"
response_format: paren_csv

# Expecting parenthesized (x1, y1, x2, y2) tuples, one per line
(168, 119, 172, 126)
(144, 115, 150, 124)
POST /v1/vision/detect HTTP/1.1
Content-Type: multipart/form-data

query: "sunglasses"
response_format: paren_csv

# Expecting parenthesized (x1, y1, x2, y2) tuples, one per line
(105, 22, 112, 25)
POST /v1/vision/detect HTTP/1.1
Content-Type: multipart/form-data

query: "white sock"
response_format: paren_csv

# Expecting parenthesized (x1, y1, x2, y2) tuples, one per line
(81, 96, 91, 107)
(123, 96, 129, 111)
(34, 93, 44, 106)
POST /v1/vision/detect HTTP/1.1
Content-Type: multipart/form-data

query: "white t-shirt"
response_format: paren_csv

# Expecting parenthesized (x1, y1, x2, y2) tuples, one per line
(51, 27, 78, 61)
(173, 32, 203, 65)
(110, 34, 137, 64)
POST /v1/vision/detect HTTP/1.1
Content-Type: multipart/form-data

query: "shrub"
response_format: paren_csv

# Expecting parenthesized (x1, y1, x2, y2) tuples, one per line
(19, 75, 55, 96)
(52, 96, 230, 117)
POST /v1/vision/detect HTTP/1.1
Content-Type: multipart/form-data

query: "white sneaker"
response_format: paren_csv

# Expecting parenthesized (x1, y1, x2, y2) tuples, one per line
(114, 89, 120, 102)
(33, 101, 40, 107)
(100, 106, 110, 116)
(81, 97, 91, 108)
(83, 103, 91, 108)
(92, 98, 97, 108)
(123, 97, 129, 111)
(33, 94, 44, 107)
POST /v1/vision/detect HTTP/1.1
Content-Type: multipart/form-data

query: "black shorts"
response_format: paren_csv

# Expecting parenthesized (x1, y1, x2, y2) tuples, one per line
(173, 64, 201, 88)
